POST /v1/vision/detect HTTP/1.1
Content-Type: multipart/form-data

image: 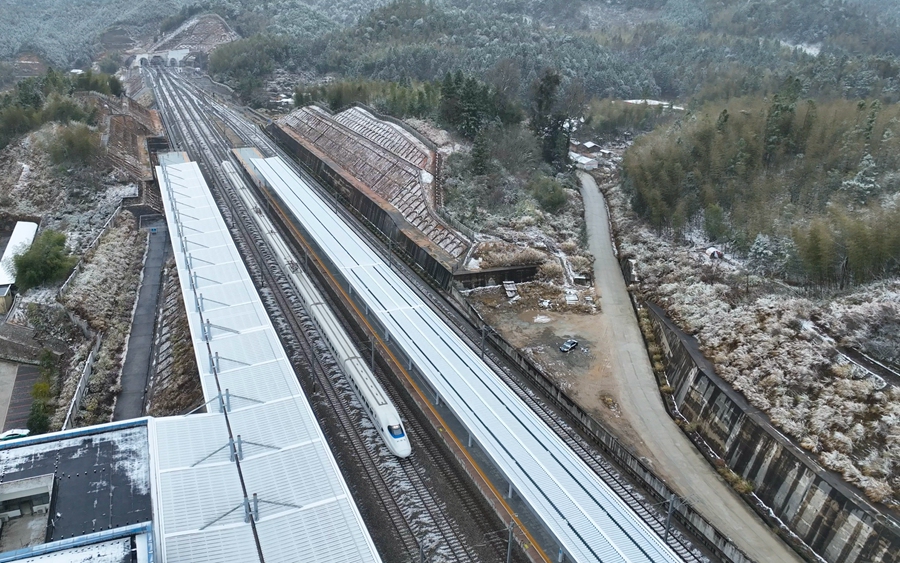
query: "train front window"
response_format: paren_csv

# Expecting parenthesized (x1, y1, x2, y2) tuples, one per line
(388, 424, 405, 438)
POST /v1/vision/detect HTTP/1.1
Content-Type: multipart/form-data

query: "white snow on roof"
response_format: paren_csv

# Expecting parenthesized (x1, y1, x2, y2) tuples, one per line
(153, 158, 381, 563)
(0, 221, 38, 286)
(568, 152, 598, 166)
(17, 538, 130, 563)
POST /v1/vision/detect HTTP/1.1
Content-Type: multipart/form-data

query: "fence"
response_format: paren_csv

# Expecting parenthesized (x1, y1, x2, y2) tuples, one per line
(57, 204, 124, 299)
(447, 286, 754, 563)
(62, 333, 103, 431)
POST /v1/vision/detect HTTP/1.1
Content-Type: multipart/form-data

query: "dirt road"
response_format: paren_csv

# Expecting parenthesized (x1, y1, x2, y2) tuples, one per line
(577, 171, 802, 563)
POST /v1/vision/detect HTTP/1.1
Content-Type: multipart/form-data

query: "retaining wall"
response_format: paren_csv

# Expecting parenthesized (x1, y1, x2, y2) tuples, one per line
(644, 302, 900, 563)
(453, 265, 540, 289)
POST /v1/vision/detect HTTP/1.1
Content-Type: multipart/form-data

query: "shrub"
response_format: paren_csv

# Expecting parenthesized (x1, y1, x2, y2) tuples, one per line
(26, 402, 50, 435)
(48, 123, 99, 164)
(41, 95, 88, 124)
(13, 230, 76, 290)
(537, 260, 564, 283)
(32, 381, 52, 401)
(528, 175, 568, 213)
(98, 52, 121, 74)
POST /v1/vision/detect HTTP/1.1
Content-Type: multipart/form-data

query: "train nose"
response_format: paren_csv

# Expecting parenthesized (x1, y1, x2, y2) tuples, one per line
(393, 439, 412, 458)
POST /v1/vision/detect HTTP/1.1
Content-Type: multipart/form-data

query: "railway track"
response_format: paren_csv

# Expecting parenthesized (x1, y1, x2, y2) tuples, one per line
(172, 76, 707, 560)
(182, 76, 509, 562)
(169, 70, 708, 560)
(152, 70, 492, 563)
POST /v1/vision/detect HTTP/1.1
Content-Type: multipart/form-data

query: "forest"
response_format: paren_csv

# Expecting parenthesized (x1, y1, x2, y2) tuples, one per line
(623, 84, 900, 287)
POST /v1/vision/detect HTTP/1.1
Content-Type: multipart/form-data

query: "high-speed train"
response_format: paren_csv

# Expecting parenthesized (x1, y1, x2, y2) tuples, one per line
(309, 299, 412, 458)
(225, 159, 411, 457)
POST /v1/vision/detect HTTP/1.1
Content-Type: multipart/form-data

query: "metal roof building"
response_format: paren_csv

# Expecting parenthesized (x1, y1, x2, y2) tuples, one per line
(249, 156, 684, 563)
(0, 421, 153, 562)
(152, 157, 381, 563)
(0, 222, 38, 287)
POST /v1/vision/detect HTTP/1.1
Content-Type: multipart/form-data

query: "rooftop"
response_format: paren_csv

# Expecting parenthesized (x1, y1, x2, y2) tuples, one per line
(0, 422, 152, 548)
(153, 156, 381, 563)
(0, 222, 38, 287)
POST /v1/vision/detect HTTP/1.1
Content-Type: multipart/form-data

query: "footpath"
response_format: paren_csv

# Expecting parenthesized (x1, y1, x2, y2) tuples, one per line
(113, 225, 169, 420)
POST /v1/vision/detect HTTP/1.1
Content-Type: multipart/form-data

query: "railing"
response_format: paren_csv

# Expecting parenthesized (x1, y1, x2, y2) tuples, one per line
(61, 332, 103, 431)
(0, 521, 152, 563)
(57, 203, 124, 299)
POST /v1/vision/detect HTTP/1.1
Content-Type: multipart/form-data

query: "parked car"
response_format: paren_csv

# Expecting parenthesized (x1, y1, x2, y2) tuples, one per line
(559, 339, 579, 353)
(0, 429, 30, 441)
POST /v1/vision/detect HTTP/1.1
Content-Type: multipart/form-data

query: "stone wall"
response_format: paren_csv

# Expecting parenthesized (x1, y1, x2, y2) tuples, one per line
(645, 302, 900, 563)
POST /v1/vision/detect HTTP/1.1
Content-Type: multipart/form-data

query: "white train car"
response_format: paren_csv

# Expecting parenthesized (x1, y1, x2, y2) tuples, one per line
(225, 159, 411, 458)
(305, 293, 411, 458)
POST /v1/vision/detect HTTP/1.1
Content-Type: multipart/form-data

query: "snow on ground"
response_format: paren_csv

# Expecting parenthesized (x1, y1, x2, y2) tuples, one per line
(56, 212, 147, 427)
(598, 166, 900, 507)
(779, 40, 822, 56)
(0, 125, 138, 253)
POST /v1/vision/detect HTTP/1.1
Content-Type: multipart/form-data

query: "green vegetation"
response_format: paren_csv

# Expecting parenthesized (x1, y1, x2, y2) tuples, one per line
(27, 350, 59, 435)
(529, 69, 570, 169)
(27, 402, 50, 435)
(294, 79, 440, 117)
(98, 52, 122, 74)
(13, 230, 77, 290)
(209, 34, 290, 104)
(159, 4, 206, 34)
(0, 63, 15, 90)
(48, 123, 100, 165)
(528, 175, 568, 214)
(623, 83, 900, 287)
(438, 71, 522, 139)
(582, 99, 676, 140)
(0, 68, 118, 149)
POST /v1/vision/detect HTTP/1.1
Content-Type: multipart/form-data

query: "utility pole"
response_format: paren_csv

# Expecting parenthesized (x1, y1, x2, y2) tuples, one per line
(664, 493, 678, 543)
(506, 521, 515, 563)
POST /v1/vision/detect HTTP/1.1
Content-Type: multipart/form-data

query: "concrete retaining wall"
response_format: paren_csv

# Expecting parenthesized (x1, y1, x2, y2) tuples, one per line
(644, 302, 900, 563)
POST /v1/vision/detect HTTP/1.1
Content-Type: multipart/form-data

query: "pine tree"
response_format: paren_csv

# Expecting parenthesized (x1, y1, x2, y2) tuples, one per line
(438, 72, 461, 127)
(471, 129, 490, 175)
(459, 76, 483, 138)
(529, 69, 569, 168)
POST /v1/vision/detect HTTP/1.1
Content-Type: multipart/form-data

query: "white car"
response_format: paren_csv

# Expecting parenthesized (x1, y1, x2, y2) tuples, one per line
(0, 429, 30, 441)
(559, 339, 579, 353)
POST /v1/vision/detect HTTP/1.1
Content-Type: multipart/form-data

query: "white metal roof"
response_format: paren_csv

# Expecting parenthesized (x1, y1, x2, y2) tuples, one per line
(153, 158, 381, 563)
(252, 156, 684, 563)
(0, 221, 38, 286)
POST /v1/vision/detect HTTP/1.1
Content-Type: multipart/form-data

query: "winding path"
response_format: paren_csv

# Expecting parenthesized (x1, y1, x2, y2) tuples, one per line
(577, 171, 803, 563)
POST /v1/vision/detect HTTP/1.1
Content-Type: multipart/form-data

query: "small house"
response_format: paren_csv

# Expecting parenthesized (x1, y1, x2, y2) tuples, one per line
(568, 151, 598, 171)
